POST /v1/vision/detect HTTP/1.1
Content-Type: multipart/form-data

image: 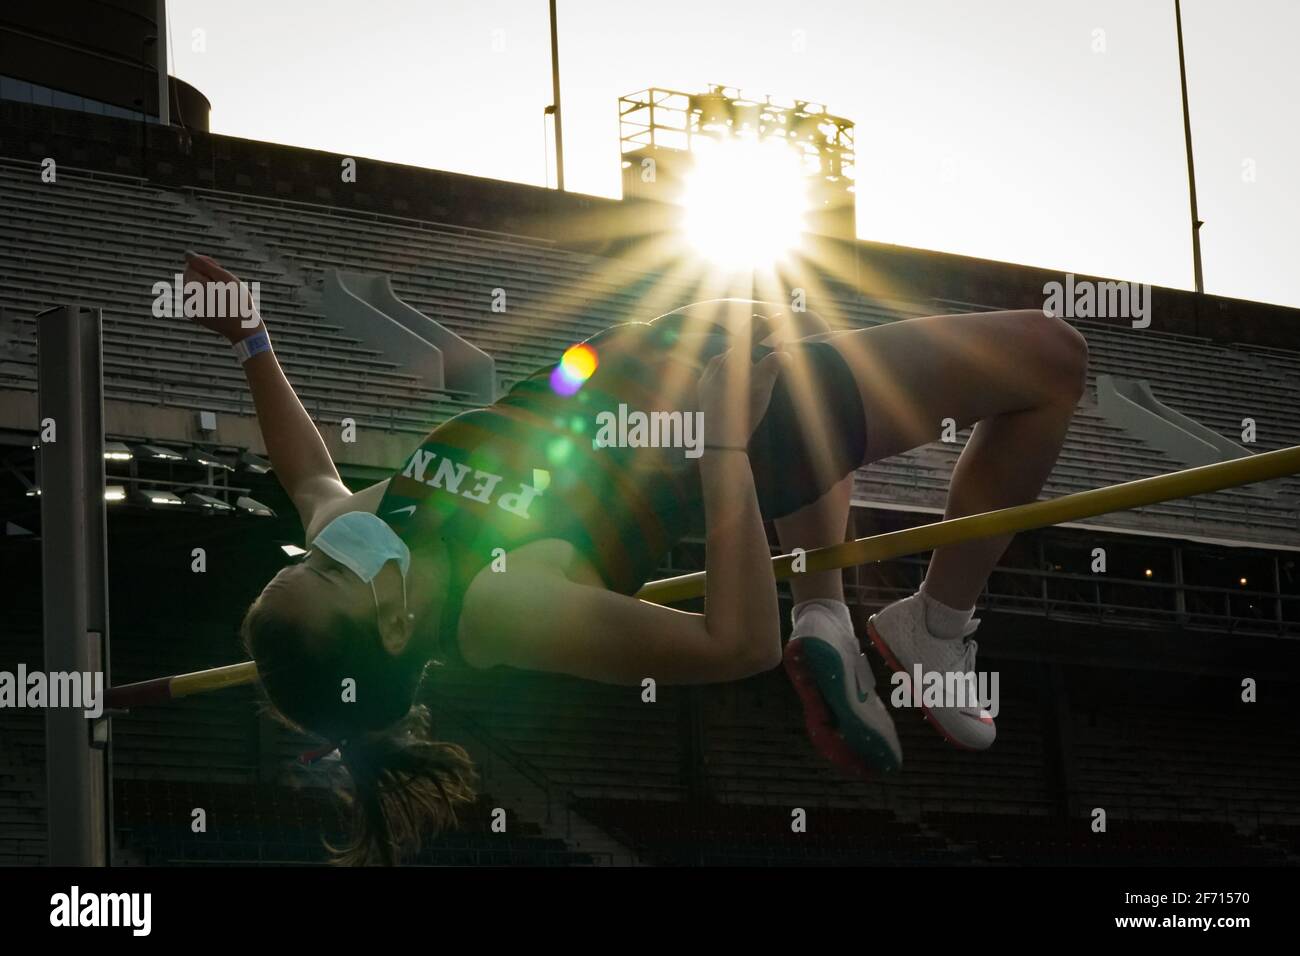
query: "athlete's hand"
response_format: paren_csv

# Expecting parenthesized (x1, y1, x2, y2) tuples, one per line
(181, 251, 263, 343)
(697, 348, 789, 447)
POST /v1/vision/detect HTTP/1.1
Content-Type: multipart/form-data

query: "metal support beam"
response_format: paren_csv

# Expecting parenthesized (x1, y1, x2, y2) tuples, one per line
(37, 305, 111, 867)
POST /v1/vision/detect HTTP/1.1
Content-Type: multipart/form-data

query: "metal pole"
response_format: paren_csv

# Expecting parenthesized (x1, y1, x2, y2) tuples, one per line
(549, 0, 565, 190)
(1174, 0, 1203, 293)
(155, 0, 169, 126)
(37, 305, 111, 866)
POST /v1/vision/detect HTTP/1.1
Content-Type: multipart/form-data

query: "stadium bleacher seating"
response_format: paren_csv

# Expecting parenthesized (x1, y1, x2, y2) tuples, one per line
(0, 160, 476, 430)
(5, 157, 1297, 544)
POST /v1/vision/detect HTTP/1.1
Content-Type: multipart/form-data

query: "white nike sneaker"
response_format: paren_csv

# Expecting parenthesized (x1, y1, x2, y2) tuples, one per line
(783, 603, 903, 776)
(867, 593, 996, 751)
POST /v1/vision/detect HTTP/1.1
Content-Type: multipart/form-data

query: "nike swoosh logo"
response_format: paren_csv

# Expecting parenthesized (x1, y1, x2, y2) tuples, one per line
(852, 654, 873, 703)
(388, 505, 417, 517)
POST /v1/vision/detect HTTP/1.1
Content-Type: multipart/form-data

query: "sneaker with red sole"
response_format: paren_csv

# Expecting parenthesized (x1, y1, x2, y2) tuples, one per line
(783, 604, 903, 777)
(867, 593, 996, 751)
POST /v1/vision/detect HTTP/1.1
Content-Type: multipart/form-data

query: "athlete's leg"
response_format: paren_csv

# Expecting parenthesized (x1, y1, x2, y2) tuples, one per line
(770, 309, 854, 606)
(774, 478, 852, 603)
(824, 309, 1088, 608)
(778, 308, 1083, 766)
(771, 311, 903, 773)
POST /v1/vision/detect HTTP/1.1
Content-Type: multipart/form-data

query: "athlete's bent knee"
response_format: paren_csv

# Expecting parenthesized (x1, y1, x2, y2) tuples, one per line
(1047, 317, 1089, 402)
(1010, 310, 1087, 404)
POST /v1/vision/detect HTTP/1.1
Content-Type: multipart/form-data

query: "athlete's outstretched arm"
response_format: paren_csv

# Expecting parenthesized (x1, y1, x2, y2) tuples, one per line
(461, 571, 773, 684)
(182, 252, 350, 527)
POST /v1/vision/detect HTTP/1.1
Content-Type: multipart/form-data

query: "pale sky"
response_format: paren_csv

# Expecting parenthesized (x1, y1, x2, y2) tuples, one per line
(166, 0, 1300, 309)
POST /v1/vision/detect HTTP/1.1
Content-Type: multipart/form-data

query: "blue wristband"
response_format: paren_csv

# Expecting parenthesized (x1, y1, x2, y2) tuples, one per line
(232, 328, 271, 364)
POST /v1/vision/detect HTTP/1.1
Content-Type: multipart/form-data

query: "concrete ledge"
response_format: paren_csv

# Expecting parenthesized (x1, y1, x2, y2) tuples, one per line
(1097, 373, 1248, 468)
(322, 269, 444, 387)
(358, 272, 495, 403)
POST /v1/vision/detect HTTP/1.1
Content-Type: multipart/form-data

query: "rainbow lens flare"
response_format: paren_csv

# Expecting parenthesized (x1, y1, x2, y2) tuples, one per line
(550, 343, 598, 396)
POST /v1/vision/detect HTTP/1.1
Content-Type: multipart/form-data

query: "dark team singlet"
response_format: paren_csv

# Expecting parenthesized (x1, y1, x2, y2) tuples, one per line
(377, 313, 867, 665)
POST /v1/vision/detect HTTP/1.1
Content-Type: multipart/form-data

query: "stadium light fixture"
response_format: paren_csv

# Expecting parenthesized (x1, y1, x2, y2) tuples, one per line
(184, 492, 235, 512)
(680, 134, 810, 271)
(238, 451, 272, 474)
(187, 448, 234, 471)
(104, 485, 126, 503)
(103, 441, 134, 462)
(237, 495, 276, 517)
(130, 488, 185, 507)
(132, 443, 185, 462)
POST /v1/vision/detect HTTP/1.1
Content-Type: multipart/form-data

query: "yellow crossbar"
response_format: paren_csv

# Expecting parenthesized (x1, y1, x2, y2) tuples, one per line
(105, 444, 1300, 708)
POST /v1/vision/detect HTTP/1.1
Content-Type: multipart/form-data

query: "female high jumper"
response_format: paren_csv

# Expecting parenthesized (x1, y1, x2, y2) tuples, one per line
(181, 251, 1087, 864)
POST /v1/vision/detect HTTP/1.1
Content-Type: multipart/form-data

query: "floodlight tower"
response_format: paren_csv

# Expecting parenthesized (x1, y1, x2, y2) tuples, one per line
(618, 84, 856, 241)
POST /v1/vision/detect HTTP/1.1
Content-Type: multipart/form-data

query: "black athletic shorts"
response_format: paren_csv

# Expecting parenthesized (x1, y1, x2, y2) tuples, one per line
(640, 310, 868, 523)
(746, 338, 867, 519)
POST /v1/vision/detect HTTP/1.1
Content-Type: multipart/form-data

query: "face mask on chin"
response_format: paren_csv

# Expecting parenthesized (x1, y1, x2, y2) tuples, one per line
(310, 511, 413, 629)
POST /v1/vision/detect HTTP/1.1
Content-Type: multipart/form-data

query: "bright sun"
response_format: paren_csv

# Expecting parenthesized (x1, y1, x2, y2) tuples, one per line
(680, 135, 810, 272)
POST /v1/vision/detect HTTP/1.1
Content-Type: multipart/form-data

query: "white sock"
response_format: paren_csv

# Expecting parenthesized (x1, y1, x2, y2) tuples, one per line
(792, 598, 853, 635)
(918, 585, 974, 640)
